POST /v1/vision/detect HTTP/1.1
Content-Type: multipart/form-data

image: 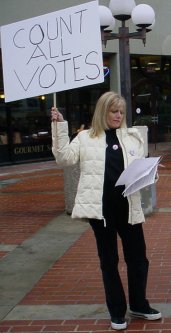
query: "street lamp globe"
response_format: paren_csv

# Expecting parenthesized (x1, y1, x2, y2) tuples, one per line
(147, 18, 155, 31)
(131, 4, 155, 27)
(98, 5, 113, 28)
(109, 0, 136, 21)
(104, 16, 116, 32)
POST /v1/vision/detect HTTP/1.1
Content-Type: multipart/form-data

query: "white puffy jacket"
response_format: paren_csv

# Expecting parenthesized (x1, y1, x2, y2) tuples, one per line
(52, 121, 145, 225)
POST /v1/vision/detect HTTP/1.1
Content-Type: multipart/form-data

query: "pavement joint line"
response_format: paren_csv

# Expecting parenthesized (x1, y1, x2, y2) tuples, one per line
(154, 208, 171, 212)
(0, 165, 62, 177)
(0, 213, 89, 320)
(0, 244, 18, 251)
(2, 303, 171, 320)
(0, 179, 20, 188)
(0, 191, 64, 195)
(0, 172, 63, 181)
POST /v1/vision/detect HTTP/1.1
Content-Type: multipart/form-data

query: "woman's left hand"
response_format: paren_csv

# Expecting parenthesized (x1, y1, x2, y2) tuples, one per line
(51, 107, 64, 122)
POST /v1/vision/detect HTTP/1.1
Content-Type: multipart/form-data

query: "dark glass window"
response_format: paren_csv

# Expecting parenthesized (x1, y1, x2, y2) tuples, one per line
(131, 55, 171, 143)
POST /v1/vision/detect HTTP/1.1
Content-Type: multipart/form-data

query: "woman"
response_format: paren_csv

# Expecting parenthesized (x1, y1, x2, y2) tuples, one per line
(51, 91, 161, 330)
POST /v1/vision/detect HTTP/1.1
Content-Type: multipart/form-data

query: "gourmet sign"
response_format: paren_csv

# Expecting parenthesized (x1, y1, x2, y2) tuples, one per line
(1, 1, 104, 102)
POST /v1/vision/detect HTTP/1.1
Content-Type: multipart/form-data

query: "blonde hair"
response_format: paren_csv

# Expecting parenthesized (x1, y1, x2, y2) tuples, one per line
(90, 91, 127, 137)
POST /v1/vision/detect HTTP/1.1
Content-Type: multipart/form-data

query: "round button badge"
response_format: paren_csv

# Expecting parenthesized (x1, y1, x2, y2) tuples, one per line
(112, 144, 118, 150)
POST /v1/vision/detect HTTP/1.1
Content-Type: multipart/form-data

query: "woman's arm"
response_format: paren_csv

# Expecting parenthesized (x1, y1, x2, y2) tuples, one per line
(51, 107, 80, 166)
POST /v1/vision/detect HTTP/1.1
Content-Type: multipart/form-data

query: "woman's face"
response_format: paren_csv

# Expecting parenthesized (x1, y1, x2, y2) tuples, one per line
(106, 103, 124, 129)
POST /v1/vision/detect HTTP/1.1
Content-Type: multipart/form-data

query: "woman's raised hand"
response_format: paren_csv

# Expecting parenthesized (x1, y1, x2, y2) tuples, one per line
(51, 107, 64, 122)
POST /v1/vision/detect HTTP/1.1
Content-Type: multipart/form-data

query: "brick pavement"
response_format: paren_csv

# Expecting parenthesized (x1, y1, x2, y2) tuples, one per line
(0, 152, 171, 332)
(0, 161, 64, 246)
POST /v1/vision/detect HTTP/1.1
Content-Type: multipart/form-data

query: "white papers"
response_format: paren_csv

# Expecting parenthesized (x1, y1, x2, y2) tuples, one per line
(115, 157, 161, 197)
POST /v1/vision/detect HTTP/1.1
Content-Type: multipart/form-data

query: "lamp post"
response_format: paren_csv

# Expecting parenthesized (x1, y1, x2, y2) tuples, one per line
(99, 0, 155, 127)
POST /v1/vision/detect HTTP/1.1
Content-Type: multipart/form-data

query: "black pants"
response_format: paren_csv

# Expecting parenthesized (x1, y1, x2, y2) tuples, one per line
(89, 198, 149, 319)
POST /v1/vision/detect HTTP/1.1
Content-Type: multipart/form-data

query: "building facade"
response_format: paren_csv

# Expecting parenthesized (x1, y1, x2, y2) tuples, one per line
(0, 0, 171, 164)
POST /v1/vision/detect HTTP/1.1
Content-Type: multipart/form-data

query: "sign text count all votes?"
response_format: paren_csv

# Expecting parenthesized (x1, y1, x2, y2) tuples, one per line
(1, 0, 104, 102)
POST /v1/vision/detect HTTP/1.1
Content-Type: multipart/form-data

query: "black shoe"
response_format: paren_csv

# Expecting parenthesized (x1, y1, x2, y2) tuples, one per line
(111, 317, 127, 330)
(130, 307, 162, 320)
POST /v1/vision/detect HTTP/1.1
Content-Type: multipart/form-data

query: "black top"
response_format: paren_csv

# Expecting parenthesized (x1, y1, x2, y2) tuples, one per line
(103, 129, 127, 218)
(104, 129, 124, 186)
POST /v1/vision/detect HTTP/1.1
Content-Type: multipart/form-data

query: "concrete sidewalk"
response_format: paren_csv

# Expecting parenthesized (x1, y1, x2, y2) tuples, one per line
(0, 151, 171, 332)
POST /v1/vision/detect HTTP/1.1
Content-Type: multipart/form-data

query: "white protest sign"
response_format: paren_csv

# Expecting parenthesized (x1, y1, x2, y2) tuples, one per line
(1, 0, 104, 102)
